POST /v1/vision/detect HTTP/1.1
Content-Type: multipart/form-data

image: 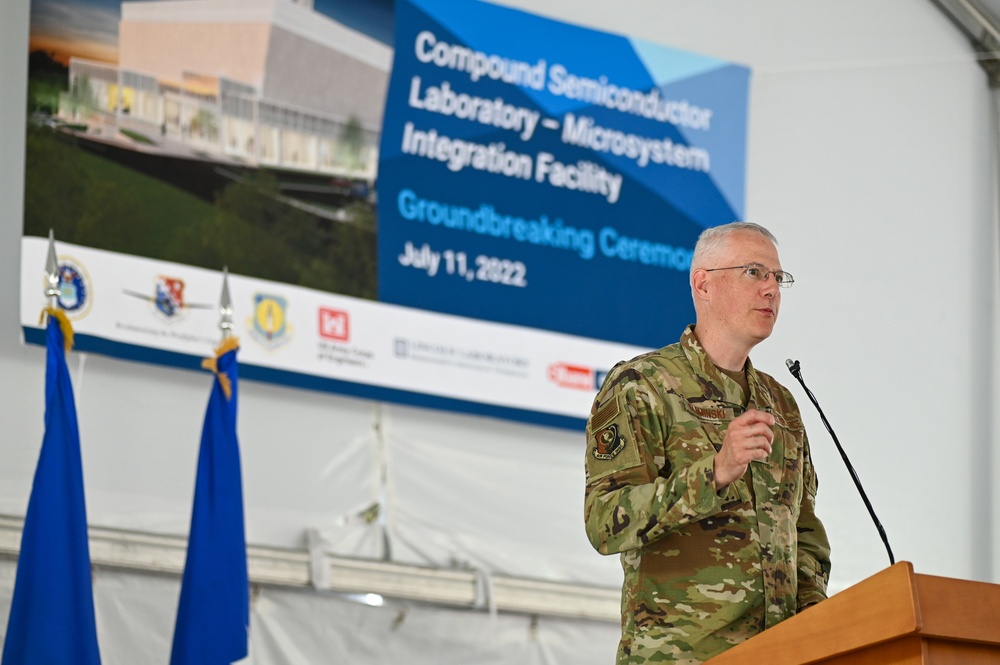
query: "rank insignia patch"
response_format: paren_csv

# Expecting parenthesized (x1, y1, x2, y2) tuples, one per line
(593, 423, 626, 460)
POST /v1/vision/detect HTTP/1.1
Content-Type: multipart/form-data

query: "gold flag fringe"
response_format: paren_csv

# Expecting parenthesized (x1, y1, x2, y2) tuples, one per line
(38, 307, 74, 352)
(201, 336, 240, 401)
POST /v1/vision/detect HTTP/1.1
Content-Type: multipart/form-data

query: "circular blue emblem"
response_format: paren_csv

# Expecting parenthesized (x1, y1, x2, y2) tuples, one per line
(57, 261, 89, 315)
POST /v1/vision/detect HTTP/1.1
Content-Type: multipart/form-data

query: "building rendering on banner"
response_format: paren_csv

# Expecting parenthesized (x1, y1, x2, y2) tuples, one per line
(61, 0, 390, 184)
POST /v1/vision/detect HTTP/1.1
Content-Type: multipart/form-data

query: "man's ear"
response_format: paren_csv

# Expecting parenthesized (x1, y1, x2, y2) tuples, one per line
(691, 269, 711, 303)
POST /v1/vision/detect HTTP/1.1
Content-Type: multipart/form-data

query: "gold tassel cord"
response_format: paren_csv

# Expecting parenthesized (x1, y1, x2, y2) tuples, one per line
(38, 307, 75, 352)
(200, 336, 240, 401)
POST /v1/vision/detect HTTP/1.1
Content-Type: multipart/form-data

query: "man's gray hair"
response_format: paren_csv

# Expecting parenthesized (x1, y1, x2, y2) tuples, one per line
(690, 222, 778, 275)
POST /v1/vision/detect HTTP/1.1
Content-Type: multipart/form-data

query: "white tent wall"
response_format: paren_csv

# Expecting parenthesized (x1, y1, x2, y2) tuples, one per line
(0, 0, 997, 663)
(0, 559, 623, 664)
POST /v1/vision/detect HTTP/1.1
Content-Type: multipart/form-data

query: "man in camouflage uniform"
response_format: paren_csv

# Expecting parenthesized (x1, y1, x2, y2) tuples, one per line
(584, 222, 831, 664)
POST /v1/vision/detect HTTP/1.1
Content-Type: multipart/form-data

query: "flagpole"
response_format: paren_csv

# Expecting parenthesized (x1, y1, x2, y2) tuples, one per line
(219, 265, 234, 341)
(169, 266, 249, 665)
(44, 229, 60, 310)
(2, 230, 102, 665)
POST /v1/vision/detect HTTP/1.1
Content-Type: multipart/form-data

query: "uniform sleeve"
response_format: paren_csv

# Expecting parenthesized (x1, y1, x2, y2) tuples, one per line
(583, 368, 746, 556)
(795, 428, 832, 609)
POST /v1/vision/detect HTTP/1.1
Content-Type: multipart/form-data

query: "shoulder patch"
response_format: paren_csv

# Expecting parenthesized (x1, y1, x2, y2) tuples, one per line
(586, 390, 642, 479)
(591, 392, 621, 431)
(593, 423, 626, 460)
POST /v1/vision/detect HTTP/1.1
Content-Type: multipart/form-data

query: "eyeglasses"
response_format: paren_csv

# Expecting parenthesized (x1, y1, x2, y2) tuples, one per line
(704, 263, 794, 287)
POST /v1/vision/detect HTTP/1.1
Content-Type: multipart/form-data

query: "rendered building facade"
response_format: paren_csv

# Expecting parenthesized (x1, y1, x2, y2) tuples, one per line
(62, 0, 391, 183)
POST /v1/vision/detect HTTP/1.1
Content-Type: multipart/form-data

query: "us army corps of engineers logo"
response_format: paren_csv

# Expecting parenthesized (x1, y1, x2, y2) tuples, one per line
(594, 423, 626, 460)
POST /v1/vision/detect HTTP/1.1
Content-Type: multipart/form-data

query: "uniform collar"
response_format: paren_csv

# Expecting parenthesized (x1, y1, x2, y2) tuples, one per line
(680, 324, 774, 412)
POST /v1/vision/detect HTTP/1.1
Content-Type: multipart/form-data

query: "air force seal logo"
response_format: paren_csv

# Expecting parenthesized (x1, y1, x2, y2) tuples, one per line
(54, 257, 92, 320)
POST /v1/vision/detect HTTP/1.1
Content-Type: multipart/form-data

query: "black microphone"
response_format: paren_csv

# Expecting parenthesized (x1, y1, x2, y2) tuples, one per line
(785, 359, 895, 566)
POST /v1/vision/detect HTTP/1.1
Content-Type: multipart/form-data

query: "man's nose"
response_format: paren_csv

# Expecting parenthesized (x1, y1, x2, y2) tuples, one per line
(761, 274, 780, 296)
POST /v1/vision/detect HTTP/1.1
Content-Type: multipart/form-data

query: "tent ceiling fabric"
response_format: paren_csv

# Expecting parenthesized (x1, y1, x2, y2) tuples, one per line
(932, 0, 1000, 79)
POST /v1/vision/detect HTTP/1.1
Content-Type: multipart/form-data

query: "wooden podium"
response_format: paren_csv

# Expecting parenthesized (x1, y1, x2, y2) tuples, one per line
(705, 561, 1000, 664)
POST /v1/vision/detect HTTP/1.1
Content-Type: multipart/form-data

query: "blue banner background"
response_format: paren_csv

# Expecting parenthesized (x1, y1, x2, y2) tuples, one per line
(378, 0, 750, 348)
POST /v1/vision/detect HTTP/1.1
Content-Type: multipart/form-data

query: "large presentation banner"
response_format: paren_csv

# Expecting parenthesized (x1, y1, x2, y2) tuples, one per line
(19, 0, 750, 429)
(379, 0, 750, 347)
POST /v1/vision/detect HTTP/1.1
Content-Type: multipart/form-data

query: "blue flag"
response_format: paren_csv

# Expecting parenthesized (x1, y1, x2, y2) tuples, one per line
(170, 339, 249, 664)
(2, 310, 101, 665)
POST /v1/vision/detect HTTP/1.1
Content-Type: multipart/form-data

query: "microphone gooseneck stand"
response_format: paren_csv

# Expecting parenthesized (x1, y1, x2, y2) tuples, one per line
(785, 359, 895, 566)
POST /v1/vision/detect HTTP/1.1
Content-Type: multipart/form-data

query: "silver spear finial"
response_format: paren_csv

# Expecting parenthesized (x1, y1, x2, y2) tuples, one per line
(218, 266, 234, 340)
(44, 229, 61, 309)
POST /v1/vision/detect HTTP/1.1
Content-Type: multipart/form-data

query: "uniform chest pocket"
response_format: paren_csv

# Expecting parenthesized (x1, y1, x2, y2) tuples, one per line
(681, 399, 736, 452)
(688, 414, 754, 506)
(768, 421, 804, 509)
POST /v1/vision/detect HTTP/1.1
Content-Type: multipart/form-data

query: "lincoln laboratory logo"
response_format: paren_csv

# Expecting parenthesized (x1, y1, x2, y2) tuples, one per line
(248, 293, 293, 349)
(153, 276, 186, 321)
(54, 257, 92, 320)
(123, 275, 213, 323)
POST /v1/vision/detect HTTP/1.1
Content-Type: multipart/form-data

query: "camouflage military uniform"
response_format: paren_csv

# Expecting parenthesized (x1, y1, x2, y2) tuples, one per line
(584, 325, 831, 664)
